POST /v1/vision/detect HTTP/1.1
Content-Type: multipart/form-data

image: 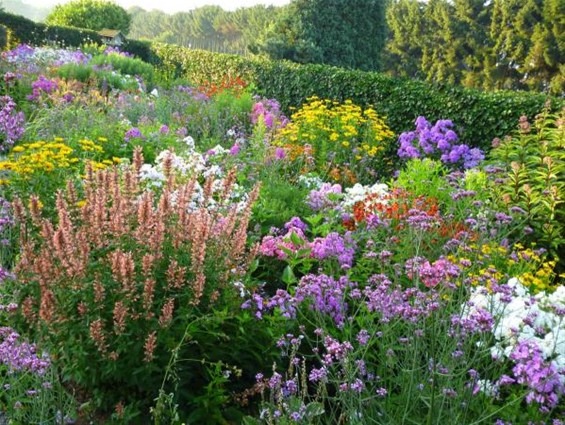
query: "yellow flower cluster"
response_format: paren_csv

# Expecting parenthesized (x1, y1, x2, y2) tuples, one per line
(0, 138, 116, 185)
(276, 96, 394, 160)
(0, 140, 78, 181)
(457, 242, 560, 294)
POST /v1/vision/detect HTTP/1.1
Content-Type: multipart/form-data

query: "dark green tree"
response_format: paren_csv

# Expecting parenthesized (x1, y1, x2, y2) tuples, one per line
(384, 0, 426, 79)
(45, 0, 131, 34)
(452, 0, 493, 89)
(522, 0, 564, 94)
(420, 0, 460, 85)
(489, 0, 543, 90)
(253, 0, 387, 71)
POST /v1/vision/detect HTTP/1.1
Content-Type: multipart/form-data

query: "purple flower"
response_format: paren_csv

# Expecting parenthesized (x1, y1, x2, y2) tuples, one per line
(306, 183, 342, 211)
(229, 144, 240, 155)
(124, 127, 144, 142)
(397, 116, 483, 169)
(27, 75, 58, 101)
(0, 96, 25, 151)
(274, 147, 286, 160)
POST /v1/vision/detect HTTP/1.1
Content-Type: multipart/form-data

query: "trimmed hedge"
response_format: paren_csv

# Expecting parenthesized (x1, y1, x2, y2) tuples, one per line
(0, 12, 156, 63)
(0, 11, 103, 48)
(151, 43, 564, 150)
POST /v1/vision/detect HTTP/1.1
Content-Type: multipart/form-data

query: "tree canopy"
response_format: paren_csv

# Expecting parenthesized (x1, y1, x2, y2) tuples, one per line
(45, 0, 131, 34)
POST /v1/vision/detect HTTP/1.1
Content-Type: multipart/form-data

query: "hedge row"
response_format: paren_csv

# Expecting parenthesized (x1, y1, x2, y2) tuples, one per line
(0, 12, 156, 63)
(151, 43, 564, 150)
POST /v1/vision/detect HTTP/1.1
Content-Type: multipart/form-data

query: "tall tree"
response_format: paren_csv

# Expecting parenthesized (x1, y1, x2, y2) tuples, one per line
(384, 0, 426, 79)
(522, 0, 564, 94)
(489, 0, 543, 90)
(452, 0, 493, 89)
(45, 0, 131, 34)
(420, 0, 461, 85)
(252, 0, 387, 71)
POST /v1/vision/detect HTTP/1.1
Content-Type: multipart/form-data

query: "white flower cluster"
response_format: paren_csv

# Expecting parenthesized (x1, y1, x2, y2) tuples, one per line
(139, 149, 206, 188)
(464, 278, 565, 374)
(340, 182, 389, 210)
(138, 145, 248, 212)
(297, 173, 324, 190)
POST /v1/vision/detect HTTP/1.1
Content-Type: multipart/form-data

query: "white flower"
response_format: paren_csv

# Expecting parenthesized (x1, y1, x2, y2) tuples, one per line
(183, 136, 195, 150)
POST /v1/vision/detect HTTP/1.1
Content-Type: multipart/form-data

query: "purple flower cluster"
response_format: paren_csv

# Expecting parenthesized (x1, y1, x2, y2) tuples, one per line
(505, 340, 564, 411)
(242, 273, 354, 326)
(1, 44, 35, 64)
(398, 116, 484, 169)
(251, 97, 289, 130)
(405, 256, 460, 288)
(27, 75, 59, 101)
(0, 327, 51, 376)
(124, 127, 145, 142)
(363, 274, 441, 323)
(306, 183, 342, 211)
(104, 46, 133, 57)
(310, 232, 356, 268)
(259, 219, 356, 268)
(0, 96, 25, 151)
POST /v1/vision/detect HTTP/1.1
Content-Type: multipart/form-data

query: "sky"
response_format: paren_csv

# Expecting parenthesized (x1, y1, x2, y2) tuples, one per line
(24, 0, 292, 14)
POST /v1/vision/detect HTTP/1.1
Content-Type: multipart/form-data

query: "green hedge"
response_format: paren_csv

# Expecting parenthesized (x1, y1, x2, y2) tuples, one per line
(151, 43, 563, 150)
(0, 12, 155, 63)
(0, 11, 103, 47)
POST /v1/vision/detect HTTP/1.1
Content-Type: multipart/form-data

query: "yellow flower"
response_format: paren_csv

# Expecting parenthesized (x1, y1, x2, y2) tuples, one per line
(341, 141, 350, 148)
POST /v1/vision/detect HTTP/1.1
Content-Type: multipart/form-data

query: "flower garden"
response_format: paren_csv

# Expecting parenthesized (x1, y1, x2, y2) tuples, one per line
(0, 44, 563, 425)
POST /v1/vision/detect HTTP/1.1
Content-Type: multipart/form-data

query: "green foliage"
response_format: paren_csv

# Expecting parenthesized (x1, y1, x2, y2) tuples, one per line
(0, 11, 103, 48)
(151, 44, 563, 152)
(0, 24, 6, 50)
(90, 52, 155, 87)
(252, 0, 387, 71)
(45, 0, 131, 34)
(488, 106, 565, 264)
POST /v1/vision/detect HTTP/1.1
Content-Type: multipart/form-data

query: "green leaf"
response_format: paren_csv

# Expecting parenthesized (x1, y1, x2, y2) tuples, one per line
(282, 264, 297, 285)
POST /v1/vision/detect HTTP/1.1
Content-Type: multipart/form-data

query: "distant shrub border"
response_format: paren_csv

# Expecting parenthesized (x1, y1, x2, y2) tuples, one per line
(151, 43, 564, 151)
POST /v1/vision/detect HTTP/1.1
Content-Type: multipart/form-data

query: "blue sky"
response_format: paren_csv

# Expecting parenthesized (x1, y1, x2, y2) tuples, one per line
(24, 0, 291, 14)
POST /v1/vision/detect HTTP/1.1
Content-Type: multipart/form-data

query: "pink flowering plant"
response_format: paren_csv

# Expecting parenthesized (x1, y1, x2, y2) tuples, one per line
(3, 148, 261, 420)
